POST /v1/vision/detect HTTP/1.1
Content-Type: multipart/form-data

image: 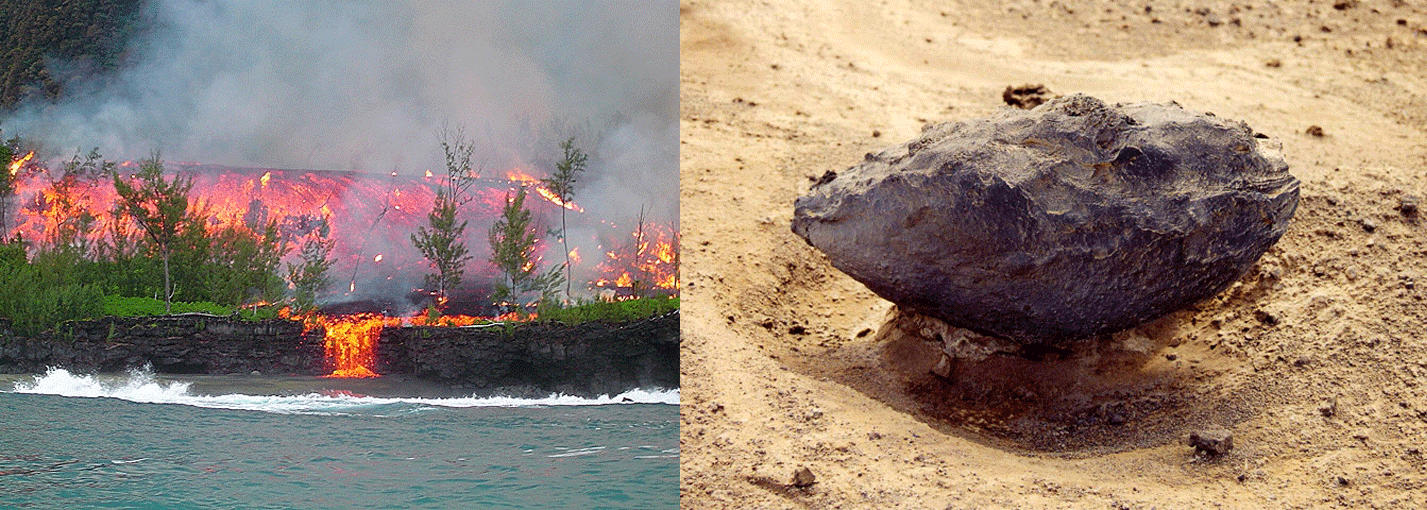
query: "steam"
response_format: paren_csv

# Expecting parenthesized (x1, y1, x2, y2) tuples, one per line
(2, 0, 677, 305)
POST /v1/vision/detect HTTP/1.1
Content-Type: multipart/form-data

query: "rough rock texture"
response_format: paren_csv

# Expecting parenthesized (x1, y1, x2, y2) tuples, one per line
(1188, 428, 1235, 456)
(0, 315, 325, 374)
(793, 94, 1299, 346)
(377, 312, 679, 396)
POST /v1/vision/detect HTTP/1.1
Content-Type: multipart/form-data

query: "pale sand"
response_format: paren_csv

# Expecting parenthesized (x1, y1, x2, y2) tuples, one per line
(680, 0, 1427, 508)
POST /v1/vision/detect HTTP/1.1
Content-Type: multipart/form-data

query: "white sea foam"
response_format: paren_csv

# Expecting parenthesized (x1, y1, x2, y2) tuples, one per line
(8, 368, 679, 415)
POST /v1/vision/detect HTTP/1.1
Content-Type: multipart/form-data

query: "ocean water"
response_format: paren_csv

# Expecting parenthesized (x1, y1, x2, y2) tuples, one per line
(0, 369, 678, 509)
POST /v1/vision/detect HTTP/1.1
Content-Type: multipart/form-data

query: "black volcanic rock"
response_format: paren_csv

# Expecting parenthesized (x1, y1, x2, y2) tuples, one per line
(793, 94, 1299, 346)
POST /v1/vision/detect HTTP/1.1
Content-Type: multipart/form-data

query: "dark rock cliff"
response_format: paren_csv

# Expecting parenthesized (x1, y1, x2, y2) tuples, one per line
(0, 312, 680, 395)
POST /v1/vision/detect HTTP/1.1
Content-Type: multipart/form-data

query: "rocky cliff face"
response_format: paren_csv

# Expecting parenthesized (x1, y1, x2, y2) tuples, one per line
(0, 312, 680, 395)
(378, 311, 680, 396)
(0, 315, 324, 375)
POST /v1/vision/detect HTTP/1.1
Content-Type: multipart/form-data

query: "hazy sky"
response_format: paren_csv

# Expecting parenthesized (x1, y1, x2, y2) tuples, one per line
(4, 0, 678, 223)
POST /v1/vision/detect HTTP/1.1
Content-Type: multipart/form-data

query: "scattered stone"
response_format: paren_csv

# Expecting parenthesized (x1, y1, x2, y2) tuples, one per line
(793, 94, 1299, 347)
(1360, 218, 1377, 232)
(790, 466, 817, 488)
(709, 402, 725, 413)
(1336, 475, 1351, 487)
(1265, 59, 1282, 68)
(1002, 84, 1056, 109)
(1399, 195, 1419, 217)
(1319, 397, 1338, 417)
(250, 370, 262, 376)
(1306, 125, 1325, 137)
(872, 129, 882, 138)
(1189, 428, 1235, 456)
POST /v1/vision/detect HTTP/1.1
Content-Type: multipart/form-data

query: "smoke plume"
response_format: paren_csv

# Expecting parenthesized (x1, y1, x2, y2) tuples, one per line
(2, 0, 678, 307)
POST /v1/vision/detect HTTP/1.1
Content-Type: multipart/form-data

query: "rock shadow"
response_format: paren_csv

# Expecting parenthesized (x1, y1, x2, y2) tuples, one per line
(815, 307, 1258, 456)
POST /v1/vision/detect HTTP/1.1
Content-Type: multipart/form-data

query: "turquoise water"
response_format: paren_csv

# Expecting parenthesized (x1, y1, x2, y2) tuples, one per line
(0, 370, 678, 509)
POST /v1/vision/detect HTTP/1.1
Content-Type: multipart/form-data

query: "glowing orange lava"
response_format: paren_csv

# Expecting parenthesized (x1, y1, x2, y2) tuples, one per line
(8, 151, 33, 175)
(594, 222, 680, 293)
(309, 313, 393, 378)
(505, 168, 584, 212)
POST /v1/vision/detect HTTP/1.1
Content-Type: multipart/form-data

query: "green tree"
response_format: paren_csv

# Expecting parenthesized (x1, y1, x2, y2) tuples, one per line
(287, 218, 335, 312)
(540, 137, 587, 302)
(411, 128, 481, 307)
(412, 190, 472, 305)
(0, 141, 13, 235)
(488, 186, 561, 314)
(207, 220, 286, 306)
(111, 151, 194, 314)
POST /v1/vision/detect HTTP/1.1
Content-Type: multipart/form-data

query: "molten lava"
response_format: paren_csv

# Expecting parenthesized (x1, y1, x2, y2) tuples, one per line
(505, 169, 584, 212)
(594, 221, 680, 294)
(306, 312, 394, 378)
(8, 151, 33, 175)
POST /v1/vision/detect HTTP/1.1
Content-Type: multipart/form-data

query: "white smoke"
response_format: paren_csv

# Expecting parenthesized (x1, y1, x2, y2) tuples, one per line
(1, 0, 678, 303)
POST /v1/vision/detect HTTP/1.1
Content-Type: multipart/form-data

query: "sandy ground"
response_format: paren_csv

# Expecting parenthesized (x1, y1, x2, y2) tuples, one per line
(679, 0, 1427, 508)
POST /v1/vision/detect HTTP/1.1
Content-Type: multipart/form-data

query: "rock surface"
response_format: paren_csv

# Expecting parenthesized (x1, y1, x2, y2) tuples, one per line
(793, 94, 1299, 346)
(1188, 428, 1235, 456)
(0, 312, 680, 396)
(0, 315, 324, 375)
(378, 312, 680, 396)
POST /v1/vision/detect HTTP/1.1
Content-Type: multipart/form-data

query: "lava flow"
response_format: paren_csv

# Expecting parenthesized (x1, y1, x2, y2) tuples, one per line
(306, 313, 396, 378)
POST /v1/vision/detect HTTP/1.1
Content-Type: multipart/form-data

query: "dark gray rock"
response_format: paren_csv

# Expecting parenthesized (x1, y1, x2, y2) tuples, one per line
(376, 312, 679, 396)
(0, 313, 679, 396)
(790, 466, 816, 488)
(793, 94, 1299, 346)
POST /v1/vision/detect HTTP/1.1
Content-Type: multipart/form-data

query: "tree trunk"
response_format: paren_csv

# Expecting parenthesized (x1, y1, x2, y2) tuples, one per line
(561, 209, 571, 303)
(162, 249, 171, 314)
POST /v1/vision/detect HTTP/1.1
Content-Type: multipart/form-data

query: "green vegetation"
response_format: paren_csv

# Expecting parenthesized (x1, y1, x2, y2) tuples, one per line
(413, 189, 472, 305)
(0, 240, 105, 336)
(287, 219, 335, 313)
(0, 0, 145, 111)
(101, 295, 230, 317)
(540, 137, 587, 302)
(0, 149, 293, 335)
(412, 129, 477, 305)
(537, 296, 679, 325)
(487, 186, 561, 314)
(111, 151, 197, 313)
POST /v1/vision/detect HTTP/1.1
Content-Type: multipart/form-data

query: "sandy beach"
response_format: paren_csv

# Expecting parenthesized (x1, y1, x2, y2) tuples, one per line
(679, 0, 1427, 507)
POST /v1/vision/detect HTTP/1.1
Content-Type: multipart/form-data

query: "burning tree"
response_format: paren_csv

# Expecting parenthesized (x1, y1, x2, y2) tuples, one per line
(488, 186, 560, 313)
(111, 151, 195, 314)
(540, 137, 587, 303)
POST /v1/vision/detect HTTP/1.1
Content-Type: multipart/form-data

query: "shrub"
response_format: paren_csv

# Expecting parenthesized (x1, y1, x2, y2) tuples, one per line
(537, 296, 679, 325)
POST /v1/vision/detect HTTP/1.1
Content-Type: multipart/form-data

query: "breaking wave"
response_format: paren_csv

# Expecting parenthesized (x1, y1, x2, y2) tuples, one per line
(6, 368, 679, 416)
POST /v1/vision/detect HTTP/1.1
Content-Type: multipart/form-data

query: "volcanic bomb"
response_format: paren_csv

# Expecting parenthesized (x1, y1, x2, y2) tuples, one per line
(792, 94, 1299, 348)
